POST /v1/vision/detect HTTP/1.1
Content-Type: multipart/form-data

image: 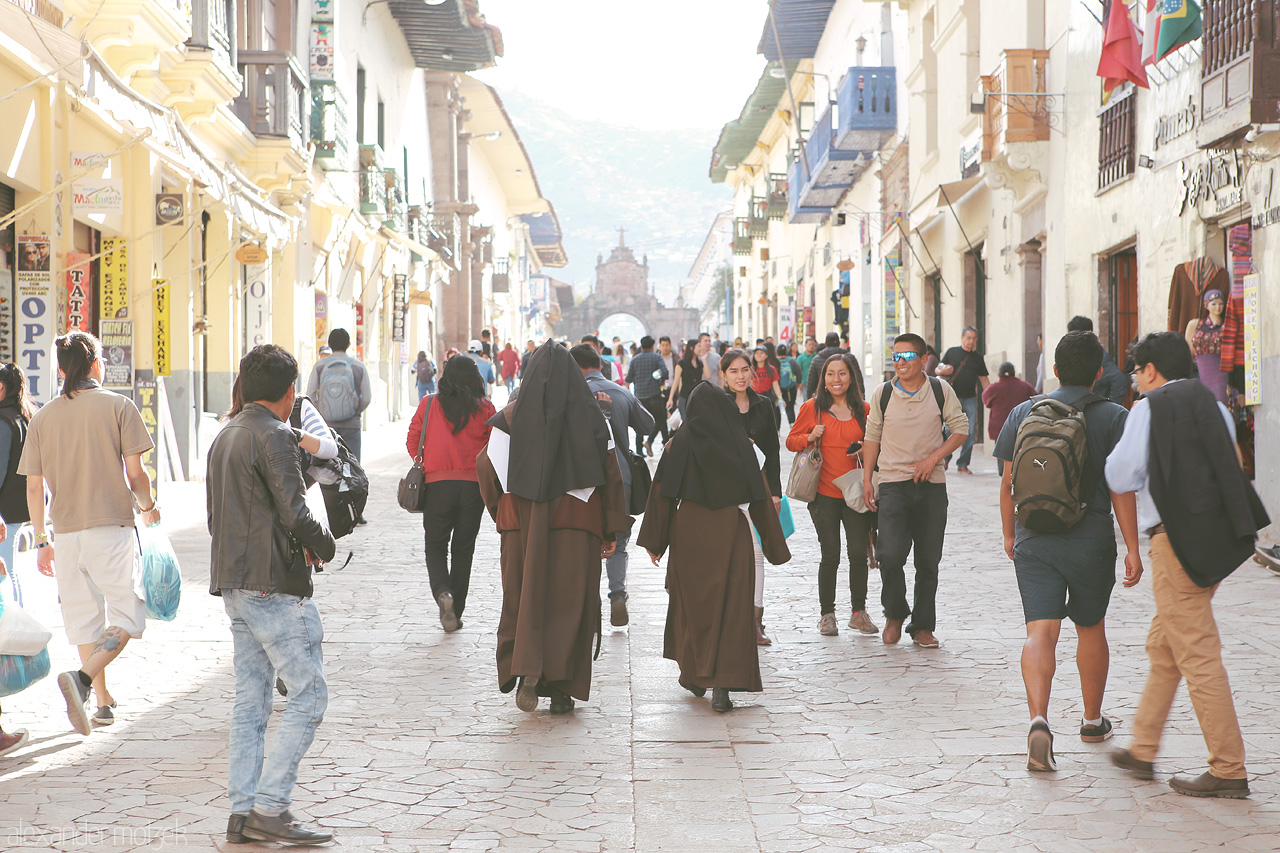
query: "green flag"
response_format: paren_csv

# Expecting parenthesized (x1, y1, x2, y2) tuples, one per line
(1156, 0, 1202, 63)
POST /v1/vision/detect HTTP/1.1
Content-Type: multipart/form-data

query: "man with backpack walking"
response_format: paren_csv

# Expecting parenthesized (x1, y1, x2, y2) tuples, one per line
(861, 333, 969, 650)
(992, 330, 1143, 773)
(306, 329, 372, 462)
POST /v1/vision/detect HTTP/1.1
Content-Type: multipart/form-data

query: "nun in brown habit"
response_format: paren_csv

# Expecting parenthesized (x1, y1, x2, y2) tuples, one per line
(477, 341, 631, 714)
(637, 382, 791, 712)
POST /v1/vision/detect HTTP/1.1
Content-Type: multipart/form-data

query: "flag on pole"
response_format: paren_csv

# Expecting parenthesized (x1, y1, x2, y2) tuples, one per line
(1098, 0, 1150, 95)
(1142, 0, 1203, 66)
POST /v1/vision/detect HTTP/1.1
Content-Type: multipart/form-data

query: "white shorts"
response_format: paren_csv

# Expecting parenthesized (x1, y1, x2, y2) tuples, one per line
(53, 525, 146, 644)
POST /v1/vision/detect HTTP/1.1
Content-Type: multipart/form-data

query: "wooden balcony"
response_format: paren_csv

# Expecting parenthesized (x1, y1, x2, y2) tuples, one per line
(162, 0, 240, 110)
(788, 104, 871, 223)
(1198, 0, 1280, 147)
(834, 66, 896, 153)
(233, 51, 308, 145)
(733, 217, 753, 255)
(749, 197, 769, 237)
(982, 50, 1051, 163)
(767, 173, 788, 219)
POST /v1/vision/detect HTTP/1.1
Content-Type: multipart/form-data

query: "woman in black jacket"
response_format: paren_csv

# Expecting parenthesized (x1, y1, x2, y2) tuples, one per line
(720, 348, 783, 645)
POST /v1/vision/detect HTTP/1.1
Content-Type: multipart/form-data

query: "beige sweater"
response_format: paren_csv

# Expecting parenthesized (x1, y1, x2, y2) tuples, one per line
(864, 379, 969, 484)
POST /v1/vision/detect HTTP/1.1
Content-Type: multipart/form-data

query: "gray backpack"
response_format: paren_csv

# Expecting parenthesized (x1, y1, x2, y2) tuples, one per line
(316, 356, 361, 423)
(1010, 394, 1104, 533)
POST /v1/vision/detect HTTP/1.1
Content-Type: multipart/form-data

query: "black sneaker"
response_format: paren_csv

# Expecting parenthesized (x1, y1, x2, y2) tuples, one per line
(549, 689, 575, 714)
(711, 688, 733, 713)
(226, 814, 250, 844)
(241, 809, 333, 845)
(91, 703, 117, 727)
(1080, 716, 1113, 742)
(1027, 721, 1056, 772)
(57, 671, 92, 736)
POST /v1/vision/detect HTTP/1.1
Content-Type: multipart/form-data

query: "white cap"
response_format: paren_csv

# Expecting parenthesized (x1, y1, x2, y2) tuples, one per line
(469, 339, 483, 351)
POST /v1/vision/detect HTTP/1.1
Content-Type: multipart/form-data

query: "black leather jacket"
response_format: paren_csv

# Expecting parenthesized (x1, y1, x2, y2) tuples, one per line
(207, 402, 336, 598)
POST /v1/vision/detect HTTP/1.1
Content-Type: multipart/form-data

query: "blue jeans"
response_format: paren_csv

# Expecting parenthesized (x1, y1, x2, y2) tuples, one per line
(955, 395, 979, 468)
(416, 380, 434, 401)
(334, 426, 361, 462)
(605, 534, 629, 600)
(223, 589, 328, 816)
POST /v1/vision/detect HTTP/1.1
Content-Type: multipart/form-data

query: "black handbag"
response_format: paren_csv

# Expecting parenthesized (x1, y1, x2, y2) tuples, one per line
(398, 395, 433, 513)
(624, 448, 651, 515)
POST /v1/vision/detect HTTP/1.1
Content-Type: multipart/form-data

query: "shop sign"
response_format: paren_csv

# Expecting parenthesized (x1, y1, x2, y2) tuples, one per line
(235, 244, 269, 265)
(155, 193, 184, 226)
(71, 152, 110, 170)
(312, 0, 334, 21)
(959, 131, 982, 180)
(133, 369, 159, 486)
(355, 302, 364, 361)
(314, 290, 328, 352)
(15, 235, 54, 402)
(63, 251, 93, 333)
(391, 274, 406, 342)
(1243, 274, 1261, 405)
(779, 305, 794, 342)
(100, 319, 133, 388)
(1247, 164, 1280, 229)
(884, 251, 901, 369)
(244, 263, 270, 351)
(72, 179, 123, 215)
(310, 23, 335, 81)
(0, 257, 12, 364)
(1152, 96, 1195, 151)
(1179, 149, 1242, 216)
(100, 238, 128, 318)
(153, 278, 170, 377)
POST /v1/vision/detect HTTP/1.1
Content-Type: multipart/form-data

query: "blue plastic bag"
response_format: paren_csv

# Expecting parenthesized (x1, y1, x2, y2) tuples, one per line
(0, 647, 50, 698)
(754, 496, 797, 546)
(140, 527, 181, 622)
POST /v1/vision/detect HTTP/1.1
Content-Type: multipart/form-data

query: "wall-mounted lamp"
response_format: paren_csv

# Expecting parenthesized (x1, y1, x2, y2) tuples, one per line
(478, 131, 502, 141)
(1137, 155, 1155, 169)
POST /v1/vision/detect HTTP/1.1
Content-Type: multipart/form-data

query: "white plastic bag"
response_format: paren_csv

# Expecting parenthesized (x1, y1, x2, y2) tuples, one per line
(0, 601, 52, 656)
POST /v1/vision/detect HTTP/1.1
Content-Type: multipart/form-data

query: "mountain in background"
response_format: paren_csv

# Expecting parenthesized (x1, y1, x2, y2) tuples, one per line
(497, 90, 730, 307)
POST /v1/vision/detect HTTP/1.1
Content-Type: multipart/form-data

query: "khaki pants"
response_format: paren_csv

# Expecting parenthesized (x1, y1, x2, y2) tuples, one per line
(1129, 533, 1246, 779)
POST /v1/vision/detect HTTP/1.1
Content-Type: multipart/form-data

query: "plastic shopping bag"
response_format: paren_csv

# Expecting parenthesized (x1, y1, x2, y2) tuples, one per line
(139, 527, 181, 622)
(0, 600, 53, 656)
(0, 647, 50, 698)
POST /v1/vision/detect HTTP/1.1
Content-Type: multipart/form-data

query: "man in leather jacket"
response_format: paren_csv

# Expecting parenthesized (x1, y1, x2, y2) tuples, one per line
(207, 344, 336, 845)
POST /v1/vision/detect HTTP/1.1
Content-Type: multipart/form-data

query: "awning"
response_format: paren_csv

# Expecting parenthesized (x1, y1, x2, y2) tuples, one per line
(379, 225, 440, 264)
(910, 176, 982, 222)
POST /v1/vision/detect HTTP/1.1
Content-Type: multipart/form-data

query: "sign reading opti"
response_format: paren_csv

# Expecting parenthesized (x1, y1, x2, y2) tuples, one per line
(153, 278, 170, 377)
(15, 235, 53, 402)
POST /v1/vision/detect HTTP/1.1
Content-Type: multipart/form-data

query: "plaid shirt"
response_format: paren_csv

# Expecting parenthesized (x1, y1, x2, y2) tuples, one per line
(625, 350, 668, 398)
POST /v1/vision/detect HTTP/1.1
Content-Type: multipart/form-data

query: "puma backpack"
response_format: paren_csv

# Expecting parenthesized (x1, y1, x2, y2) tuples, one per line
(1010, 394, 1104, 533)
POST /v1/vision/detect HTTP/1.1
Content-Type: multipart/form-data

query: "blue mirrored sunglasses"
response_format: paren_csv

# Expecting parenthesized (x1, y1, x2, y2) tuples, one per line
(891, 351, 920, 362)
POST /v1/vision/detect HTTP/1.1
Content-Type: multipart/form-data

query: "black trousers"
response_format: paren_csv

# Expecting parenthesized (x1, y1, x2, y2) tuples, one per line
(422, 480, 485, 617)
(781, 386, 798, 424)
(808, 493, 875, 614)
(639, 394, 669, 451)
(876, 480, 948, 633)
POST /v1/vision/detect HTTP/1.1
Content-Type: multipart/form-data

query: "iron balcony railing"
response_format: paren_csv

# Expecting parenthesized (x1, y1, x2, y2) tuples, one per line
(234, 51, 307, 144)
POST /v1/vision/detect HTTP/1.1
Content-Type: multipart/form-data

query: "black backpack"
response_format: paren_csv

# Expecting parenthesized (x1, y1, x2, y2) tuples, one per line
(290, 397, 369, 539)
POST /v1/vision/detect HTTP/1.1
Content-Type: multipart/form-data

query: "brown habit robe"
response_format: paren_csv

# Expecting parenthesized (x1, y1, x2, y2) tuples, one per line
(477, 408, 632, 703)
(636, 482, 790, 692)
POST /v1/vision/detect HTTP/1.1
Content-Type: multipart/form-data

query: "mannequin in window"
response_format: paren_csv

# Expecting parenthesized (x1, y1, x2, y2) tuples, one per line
(1185, 289, 1228, 404)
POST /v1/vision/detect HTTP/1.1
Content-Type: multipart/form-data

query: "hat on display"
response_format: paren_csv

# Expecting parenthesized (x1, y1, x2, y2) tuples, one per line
(1203, 289, 1224, 304)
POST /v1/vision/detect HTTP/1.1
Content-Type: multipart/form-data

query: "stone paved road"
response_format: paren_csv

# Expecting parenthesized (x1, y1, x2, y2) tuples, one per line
(3, 420, 1279, 852)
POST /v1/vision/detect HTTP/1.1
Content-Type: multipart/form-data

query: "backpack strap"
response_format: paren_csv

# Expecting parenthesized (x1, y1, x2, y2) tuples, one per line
(929, 377, 947, 436)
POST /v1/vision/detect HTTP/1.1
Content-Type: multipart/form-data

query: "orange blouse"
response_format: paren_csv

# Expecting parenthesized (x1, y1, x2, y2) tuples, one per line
(786, 398, 870, 499)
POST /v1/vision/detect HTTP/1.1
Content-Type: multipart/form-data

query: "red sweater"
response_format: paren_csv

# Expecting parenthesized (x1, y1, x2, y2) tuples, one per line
(405, 396, 496, 482)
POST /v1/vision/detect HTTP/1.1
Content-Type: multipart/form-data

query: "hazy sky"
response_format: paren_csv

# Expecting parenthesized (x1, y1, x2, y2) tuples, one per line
(473, 0, 769, 131)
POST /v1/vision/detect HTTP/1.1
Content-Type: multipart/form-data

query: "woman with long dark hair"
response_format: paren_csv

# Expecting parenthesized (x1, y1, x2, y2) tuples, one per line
(638, 383, 790, 713)
(666, 340, 703, 419)
(786, 353, 877, 637)
(405, 355, 496, 632)
(0, 362, 35, 756)
(750, 346, 783, 428)
(721, 348, 782, 644)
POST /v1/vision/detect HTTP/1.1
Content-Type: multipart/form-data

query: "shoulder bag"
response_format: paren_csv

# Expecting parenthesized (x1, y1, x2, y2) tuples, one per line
(785, 406, 823, 503)
(398, 395, 434, 513)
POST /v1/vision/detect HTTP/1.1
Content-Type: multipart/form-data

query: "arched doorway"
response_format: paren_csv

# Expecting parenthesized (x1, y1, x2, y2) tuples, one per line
(597, 312, 647, 346)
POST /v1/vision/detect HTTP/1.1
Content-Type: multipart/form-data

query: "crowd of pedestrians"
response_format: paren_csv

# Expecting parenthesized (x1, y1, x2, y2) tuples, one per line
(0, 317, 1271, 847)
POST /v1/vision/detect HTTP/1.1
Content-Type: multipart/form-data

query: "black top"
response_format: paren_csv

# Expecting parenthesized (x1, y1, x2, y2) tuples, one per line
(1147, 379, 1269, 586)
(941, 346, 989, 398)
(657, 383, 767, 510)
(0, 400, 29, 523)
(488, 341, 612, 503)
(735, 388, 782, 496)
(676, 355, 704, 400)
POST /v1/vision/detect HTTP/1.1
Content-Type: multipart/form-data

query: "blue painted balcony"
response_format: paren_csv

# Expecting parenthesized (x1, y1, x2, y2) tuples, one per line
(788, 105, 864, 223)
(835, 67, 896, 152)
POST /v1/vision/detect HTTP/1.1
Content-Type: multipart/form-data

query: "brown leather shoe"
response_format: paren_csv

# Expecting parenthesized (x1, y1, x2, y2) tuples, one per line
(1169, 771, 1249, 799)
(755, 606, 771, 645)
(912, 630, 940, 649)
(1109, 748, 1154, 780)
(883, 618, 904, 645)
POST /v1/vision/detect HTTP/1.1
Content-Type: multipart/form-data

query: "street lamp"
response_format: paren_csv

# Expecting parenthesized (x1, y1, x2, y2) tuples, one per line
(767, 62, 835, 107)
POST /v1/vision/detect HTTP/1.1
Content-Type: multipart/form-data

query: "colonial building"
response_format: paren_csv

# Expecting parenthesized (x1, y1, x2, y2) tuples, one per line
(554, 233, 698, 344)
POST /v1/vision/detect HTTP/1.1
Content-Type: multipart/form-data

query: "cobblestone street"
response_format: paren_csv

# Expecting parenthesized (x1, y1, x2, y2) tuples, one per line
(2, 421, 1279, 852)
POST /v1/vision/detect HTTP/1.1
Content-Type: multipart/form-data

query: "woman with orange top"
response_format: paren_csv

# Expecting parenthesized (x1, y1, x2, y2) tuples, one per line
(786, 353, 877, 637)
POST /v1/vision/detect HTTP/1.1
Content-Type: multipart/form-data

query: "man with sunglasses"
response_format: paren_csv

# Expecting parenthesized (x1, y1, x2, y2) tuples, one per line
(861, 334, 969, 649)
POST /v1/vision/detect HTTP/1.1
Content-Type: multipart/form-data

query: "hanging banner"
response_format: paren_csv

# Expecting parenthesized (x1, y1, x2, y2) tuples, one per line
(310, 23, 335, 81)
(100, 238, 128, 319)
(16, 235, 54, 402)
(392, 274, 406, 342)
(243, 262, 270, 351)
(779, 305, 794, 342)
(63, 251, 93, 333)
(884, 252, 901, 369)
(100, 319, 133, 388)
(0, 246, 13, 365)
(355, 302, 365, 361)
(1243, 273, 1261, 405)
(315, 290, 328, 353)
(133, 369, 159, 487)
(153, 278, 170, 377)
